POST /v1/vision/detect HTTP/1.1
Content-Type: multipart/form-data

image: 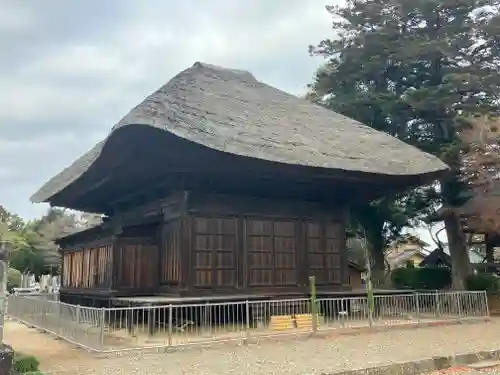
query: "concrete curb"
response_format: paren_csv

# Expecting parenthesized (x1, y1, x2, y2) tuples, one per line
(328, 348, 500, 375)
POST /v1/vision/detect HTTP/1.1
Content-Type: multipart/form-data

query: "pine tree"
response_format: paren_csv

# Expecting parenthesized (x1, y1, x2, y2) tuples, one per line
(310, 0, 500, 288)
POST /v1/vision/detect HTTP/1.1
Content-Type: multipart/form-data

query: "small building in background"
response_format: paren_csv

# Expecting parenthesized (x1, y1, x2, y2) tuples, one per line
(420, 244, 485, 268)
(347, 261, 366, 289)
(386, 235, 430, 269)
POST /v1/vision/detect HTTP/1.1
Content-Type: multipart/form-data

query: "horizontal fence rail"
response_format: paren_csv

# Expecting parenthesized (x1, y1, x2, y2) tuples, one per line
(6, 291, 489, 352)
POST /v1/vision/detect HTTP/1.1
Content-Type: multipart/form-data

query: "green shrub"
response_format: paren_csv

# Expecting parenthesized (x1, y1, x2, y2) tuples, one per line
(465, 273, 499, 294)
(13, 353, 40, 374)
(391, 267, 418, 289)
(7, 268, 22, 292)
(391, 267, 451, 290)
(417, 267, 452, 289)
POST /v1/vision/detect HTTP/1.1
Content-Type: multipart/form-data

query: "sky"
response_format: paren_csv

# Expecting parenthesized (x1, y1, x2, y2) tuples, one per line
(0, 0, 445, 245)
(0, 0, 338, 219)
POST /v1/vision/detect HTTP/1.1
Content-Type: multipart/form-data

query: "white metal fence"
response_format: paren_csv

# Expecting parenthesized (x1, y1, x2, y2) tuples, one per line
(6, 291, 488, 352)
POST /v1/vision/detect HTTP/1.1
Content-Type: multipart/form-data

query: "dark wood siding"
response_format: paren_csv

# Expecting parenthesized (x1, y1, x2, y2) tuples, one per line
(61, 244, 112, 289)
(59, 192, 347, 298)
(62, 252, 71, 287)
(246, 218, 297, 287)
(161, 219, 182, 285)
(71, 251, 83, 288)
(185, 212, 344, 292)
(306, 221, 342, 285)
(96, 245, 113, 288)
(115, 238, 159, 290)
(192, 216, 237, 288)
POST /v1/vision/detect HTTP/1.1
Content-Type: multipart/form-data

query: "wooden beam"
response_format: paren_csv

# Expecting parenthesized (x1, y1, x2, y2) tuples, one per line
(107, 174, 185, 210)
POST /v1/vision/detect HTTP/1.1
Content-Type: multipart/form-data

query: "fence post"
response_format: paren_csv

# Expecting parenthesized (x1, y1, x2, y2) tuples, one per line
(368, 296, 374, 328)
(309, 276, 318, 332)
(435, 290, 441, 317)
(40, 297, 48, 325)
(167, 304, 173, 347)
(484, 291, 490, 317)
(244, 300, 250, 345)
(76, 305, 81, 325)
(98, 308, 105, 350)
(414, 293, 420, 323)
(456, 292, 462, 321)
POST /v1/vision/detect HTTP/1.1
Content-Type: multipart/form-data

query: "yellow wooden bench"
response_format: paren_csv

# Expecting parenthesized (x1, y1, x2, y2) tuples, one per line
(269, 315, 295, 330)
(294, 313, 320, 329)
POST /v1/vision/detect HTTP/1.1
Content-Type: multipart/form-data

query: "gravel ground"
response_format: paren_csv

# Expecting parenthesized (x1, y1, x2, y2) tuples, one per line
(7, 319, 500, 375)
(425, 365, 500, 374)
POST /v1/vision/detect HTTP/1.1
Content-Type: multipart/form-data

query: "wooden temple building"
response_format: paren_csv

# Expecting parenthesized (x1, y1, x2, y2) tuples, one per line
(31, 62, 448, 307)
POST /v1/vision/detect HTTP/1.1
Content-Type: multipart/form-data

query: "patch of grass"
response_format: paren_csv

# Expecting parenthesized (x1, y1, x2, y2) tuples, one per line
(13, 352, 45, 375)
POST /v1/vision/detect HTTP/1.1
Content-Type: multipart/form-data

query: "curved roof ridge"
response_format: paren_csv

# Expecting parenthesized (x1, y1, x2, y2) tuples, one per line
(31, 62, 448, 204)
(192, 62, 256, 81)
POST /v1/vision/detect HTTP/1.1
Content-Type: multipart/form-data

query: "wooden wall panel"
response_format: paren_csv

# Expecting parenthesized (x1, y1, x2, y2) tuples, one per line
(306, 221, 342, 285)
(82, 248, 91, 288)
(161, 220, 182, 285)
(62, 253, 72, 287)
(70, 251, 83, 288)
(96, 244, 113, 288)
(246, 218, 297, 286)
(61, 245, 111, 289)
(116, 240, 159, 290)
(89, 247, 97, 287)
(192, 216, 237, 288)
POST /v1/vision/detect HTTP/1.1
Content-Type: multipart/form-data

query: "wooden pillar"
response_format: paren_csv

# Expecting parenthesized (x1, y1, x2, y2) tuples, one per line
(111, 224, 123, 290)
(339, 210, 350, 289)
(60, 249, 65, 288)
(296, 218, 308, 289)
(158, 220, 166, 288)
(180, 191, 191, 292)
(237, 215, 245, 289)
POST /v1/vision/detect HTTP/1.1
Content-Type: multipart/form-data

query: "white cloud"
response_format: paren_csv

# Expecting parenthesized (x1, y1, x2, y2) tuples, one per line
(0, 0, 337, 219)
(0, 3, 37, 33)
(1, 1, 333, 129)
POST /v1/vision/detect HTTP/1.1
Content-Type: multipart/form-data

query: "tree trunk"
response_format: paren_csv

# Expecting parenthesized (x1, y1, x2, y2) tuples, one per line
(485, 232, 495, 273)
(444, 211, 472, 289)
(367, 233, 387, 288)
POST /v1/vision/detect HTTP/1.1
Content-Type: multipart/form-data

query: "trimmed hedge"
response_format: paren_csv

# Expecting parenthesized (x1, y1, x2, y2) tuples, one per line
(392, 266, 500, 293)
(391, 267, 452, 290)
(465, 273, 500, 294)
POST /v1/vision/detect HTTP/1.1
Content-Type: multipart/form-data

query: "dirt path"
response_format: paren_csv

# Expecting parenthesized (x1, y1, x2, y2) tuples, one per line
(5, 320, 96, 372)
(6, 319, 500, 375)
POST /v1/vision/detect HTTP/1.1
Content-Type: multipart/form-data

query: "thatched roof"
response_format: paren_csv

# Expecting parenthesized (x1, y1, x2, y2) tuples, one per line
(31, 62, 448, 204)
